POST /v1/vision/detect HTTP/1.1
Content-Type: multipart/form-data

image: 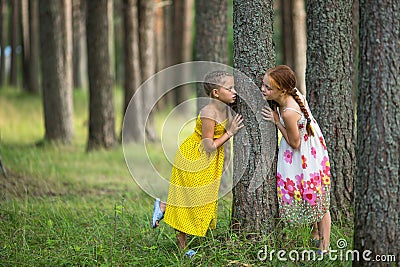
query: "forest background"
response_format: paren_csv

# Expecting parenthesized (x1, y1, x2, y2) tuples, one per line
(0, 0, 399, 266)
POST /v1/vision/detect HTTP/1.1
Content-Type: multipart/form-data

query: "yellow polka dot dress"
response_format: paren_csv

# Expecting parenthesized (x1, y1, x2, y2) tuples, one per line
(164, 114, 226, 237)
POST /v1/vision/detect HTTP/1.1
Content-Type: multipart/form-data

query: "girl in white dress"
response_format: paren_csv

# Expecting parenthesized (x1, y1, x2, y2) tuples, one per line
(261, 65, 331, 252)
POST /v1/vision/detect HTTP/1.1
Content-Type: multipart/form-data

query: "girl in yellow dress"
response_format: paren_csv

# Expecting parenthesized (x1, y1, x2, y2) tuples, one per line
(151, 71, 244, 255)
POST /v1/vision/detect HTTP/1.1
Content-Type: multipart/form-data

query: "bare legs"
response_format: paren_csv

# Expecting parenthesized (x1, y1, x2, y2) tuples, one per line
(176, 231, 187, 250)
(317, 211, 331, 251)
(311, 222, 319, 240)
(154, 201, 188, 250)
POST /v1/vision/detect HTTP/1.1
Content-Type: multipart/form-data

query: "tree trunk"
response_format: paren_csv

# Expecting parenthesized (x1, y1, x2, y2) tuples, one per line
(113, 0, 124, 86)
(280, 0, 306, 95)
(138, 0, 158, 142)
(72, 0, 88, 89)
(39, 0, 74, 143)
(195, 0, 229, 110)
(291, 0, 306, 94)
(351, 0, 359, 107)
(64, 0, 73, 95)
(232, 0, 278, 236)
(353, 0, 400, 265)
(172, 0, 194, 111)
(9, 0, 19, 86)
(154, 0, 166, 110)
(86, 0, 117, 150)
(162, 1, 175, 105)
(20, 0, 30, 91)
(306, 0, 355, 222)
(122, 0, 143, 142)
(28, 0, 40, 93)
(281, 0, 294, 68)
(0, 0, 7, 86)
(108, 0, 115, 83)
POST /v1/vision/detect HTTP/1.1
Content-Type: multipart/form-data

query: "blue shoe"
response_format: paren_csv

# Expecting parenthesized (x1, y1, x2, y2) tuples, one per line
(151, 198, 164, 228)
(184, 249, 196, 258)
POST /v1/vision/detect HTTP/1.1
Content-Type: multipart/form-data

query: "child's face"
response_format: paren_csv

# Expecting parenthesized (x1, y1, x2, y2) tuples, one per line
(261, 75, 280, 101)
(217, 76, 237, 104)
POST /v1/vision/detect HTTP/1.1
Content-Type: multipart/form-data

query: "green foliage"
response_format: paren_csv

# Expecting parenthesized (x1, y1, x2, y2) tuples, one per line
(0, 87, 353, 266)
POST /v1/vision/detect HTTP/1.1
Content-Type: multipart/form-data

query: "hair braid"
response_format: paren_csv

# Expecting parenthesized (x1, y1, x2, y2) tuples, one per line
(287, 87, 314, 136)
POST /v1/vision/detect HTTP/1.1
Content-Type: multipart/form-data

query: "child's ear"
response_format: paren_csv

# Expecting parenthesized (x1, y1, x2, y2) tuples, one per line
(212, 88, 219, 98)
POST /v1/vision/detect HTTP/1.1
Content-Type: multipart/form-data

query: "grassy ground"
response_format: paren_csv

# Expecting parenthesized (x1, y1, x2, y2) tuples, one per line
(0, 87, 354, 266)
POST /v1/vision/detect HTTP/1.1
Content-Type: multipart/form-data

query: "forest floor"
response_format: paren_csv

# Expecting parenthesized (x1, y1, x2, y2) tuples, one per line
(0, 87, 354, 266)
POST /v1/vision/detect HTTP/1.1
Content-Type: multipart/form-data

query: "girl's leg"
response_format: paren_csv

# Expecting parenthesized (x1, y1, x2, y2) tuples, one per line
(311, 222, 319, 240)
(317, 211, 331, 251)
(160, 201, 166, 213)
(176, 230, 187, 250)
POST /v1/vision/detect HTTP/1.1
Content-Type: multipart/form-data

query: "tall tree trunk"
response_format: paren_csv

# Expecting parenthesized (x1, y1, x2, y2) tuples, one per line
(20, 0, 30, 91)
(351, 0, 359, 107)
(291, 0, 306, 94)
(154, 0, 166, 110)
(281, 0, 294, 68)
(195, 0, 229, 110)
(72, 0, 87, 89)
(280, 0, 306, 95)
(86, 0, 117, 150)
(108, 0, 115, 84)
(39, 0, 74, 143)
(9, 0, 19, 86)
(0, 0, 7, 86)
(138, 0, 158, 142)
(162, 1, 175, 106)
(306, 0, 355, 222)
(353, 0, 400, 265)
(113, 0, 124, 86)
(28, 0, 40, 93)
(232, 0, 278, 236)
(64, 0, 73, 96)
(122, 0, 143, 142)
(172, 0, 194, 111)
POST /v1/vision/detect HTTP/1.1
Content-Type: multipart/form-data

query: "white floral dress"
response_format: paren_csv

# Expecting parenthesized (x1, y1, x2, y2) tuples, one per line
(277, 94, 331, 224)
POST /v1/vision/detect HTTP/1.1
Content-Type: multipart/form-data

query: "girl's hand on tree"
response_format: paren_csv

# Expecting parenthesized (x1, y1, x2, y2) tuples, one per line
(227, 114, 244, 137)
(261, 106, 279, 125)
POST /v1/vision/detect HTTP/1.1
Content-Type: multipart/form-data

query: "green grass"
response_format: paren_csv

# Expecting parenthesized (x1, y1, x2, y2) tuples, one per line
(0, 87, 354, 266)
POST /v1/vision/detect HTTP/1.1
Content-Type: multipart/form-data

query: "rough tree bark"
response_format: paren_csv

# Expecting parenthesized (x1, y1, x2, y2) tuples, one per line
(231, 0, 278, 236)
(306, 0, 355, 222)
(353, 0, 400, 265)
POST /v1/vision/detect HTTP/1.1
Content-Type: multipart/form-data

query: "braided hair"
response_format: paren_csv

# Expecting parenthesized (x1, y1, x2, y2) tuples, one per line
(267, 65, 314, 136)
(203, 71, 232, 97)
